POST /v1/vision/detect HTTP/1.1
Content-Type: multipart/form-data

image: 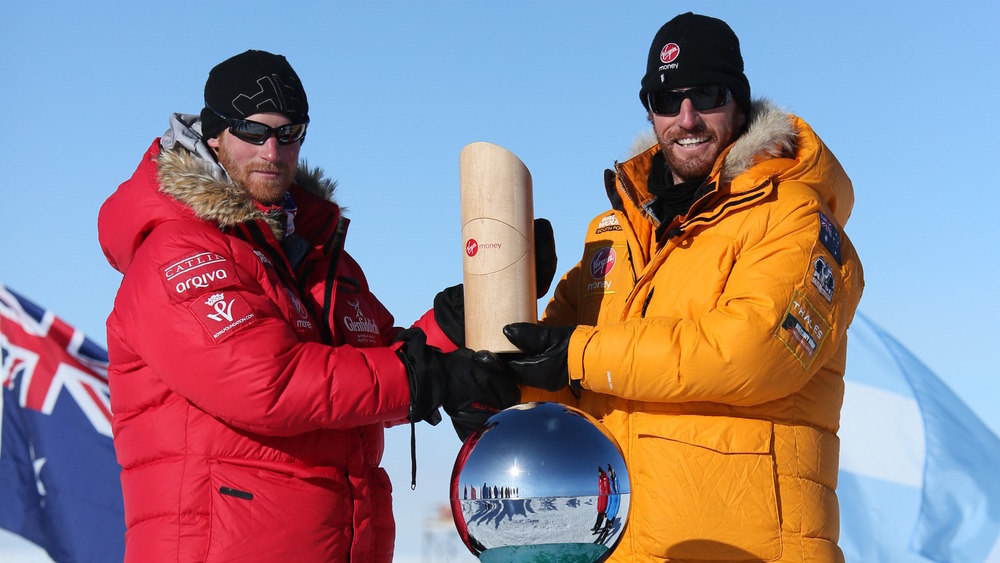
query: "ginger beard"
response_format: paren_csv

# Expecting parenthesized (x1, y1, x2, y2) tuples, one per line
(208, 113, 301, 205)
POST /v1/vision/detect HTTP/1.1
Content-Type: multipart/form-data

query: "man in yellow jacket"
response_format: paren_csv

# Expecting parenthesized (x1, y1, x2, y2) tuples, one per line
(502, 12, 864, 563)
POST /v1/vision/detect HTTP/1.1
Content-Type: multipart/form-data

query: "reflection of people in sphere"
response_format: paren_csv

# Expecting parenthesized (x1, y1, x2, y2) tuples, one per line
(605, 464, 620, 524)
(596, 464, 621, 544)
(592, 467, 610, 532)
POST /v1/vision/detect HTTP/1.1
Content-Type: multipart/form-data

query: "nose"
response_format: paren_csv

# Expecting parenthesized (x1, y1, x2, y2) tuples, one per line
(675, 98, 702, 129)
(258, 136, 281, 162)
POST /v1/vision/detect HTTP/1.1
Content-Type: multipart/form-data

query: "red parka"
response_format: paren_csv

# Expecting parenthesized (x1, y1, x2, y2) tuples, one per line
(98, 123, 451, 562)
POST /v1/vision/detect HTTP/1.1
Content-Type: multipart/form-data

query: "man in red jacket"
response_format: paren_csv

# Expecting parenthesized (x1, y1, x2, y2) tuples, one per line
(98, 50, 531, 562)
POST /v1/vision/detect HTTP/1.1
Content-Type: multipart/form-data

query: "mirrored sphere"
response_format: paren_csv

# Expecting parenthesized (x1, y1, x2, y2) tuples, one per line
(450, 401, 630, 563)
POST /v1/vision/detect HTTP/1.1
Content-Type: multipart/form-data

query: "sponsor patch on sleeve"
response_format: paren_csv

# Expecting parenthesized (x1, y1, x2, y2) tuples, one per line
(190, 291, 258, 343)
(583, 245, 619, 297)
(817, 212, 842, 265)
(774, 290, 831, 371)
(161, 251, 238, 302)
(808, 253, 836, 304)
(594, 213, 622, 234)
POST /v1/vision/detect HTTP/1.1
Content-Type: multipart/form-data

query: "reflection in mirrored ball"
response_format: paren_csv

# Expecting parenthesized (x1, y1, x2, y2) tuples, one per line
(450, 402, 630, 563)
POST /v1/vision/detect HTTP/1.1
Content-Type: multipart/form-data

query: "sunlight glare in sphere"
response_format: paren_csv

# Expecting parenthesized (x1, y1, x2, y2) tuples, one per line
(509, 461, 522, 478)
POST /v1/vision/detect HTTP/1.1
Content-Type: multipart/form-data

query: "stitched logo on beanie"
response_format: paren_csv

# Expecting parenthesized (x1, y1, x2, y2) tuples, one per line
(231, 74, 304, 117)
(660, 43, 680, 64)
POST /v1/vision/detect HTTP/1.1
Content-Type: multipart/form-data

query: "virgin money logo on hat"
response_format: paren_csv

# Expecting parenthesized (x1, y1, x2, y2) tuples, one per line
(660, 43, 680, 64)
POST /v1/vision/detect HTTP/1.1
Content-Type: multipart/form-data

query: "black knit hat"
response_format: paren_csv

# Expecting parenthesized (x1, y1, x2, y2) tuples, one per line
(639, 13, 751, 114)
(200, 50, 309, 140)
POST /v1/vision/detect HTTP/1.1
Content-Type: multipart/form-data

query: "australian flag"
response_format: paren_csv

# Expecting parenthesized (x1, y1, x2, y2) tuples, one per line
(0, 284, 125, 562)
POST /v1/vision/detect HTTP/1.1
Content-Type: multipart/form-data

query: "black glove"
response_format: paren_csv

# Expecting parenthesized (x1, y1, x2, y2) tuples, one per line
(433, 283, 466, 348)
(432, 218, 558, 348)
(501, 323, 574, 392)
(396, 328, 520, 441)
(533, 218, 557, 297)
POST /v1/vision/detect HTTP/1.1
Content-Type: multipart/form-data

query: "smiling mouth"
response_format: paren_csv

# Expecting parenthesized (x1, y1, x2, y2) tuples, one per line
(675, 136, 710, 147)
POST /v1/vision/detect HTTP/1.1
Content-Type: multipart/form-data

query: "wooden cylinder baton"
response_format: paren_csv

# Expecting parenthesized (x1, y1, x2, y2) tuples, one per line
(459, 142, 537, 352)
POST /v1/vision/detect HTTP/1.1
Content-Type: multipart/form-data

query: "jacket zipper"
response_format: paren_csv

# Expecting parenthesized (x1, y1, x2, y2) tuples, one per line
(240, 220, 332, 344)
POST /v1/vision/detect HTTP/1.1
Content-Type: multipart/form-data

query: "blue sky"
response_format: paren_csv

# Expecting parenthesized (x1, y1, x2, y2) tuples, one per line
(2, 1, 999, 560)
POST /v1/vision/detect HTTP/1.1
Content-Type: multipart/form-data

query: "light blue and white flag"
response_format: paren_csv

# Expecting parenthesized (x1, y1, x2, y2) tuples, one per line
(839, 312, 1000, 562)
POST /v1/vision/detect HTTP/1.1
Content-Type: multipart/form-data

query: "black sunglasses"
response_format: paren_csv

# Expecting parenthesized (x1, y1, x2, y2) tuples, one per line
(209, 107, 308, 145)
(646, 85, 732, 116)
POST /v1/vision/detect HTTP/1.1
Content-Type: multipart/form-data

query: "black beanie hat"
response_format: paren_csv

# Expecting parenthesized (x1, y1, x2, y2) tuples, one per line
(639, 13, 751, 115)
(200, 50, 309, 140)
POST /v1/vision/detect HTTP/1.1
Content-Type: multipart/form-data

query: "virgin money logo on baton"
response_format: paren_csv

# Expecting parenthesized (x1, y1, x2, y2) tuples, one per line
(466, 239, 502, 257)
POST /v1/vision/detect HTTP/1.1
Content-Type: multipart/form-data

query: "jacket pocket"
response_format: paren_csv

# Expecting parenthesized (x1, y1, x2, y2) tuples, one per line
(632, 413, 781, 561)
(205, 460, 352, 562)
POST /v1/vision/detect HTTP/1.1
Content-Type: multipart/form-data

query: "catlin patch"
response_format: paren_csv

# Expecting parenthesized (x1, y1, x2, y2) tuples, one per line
(161, 251, 238, 302)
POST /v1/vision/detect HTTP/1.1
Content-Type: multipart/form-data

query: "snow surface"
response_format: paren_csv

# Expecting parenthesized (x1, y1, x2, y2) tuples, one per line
(456, 494, 630, 562)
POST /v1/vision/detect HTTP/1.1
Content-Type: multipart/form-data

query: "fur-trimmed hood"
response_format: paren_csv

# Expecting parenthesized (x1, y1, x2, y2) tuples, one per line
(624, 99, 853, 225)
(156, 147, 336, 239)
(99, 114, 338, 274)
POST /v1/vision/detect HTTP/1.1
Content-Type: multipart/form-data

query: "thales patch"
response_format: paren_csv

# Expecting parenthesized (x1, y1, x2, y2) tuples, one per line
(775, 290, 830, 370)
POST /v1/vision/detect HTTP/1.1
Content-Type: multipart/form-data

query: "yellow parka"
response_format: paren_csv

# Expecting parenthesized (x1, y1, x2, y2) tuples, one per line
(525, 100, 864, 562)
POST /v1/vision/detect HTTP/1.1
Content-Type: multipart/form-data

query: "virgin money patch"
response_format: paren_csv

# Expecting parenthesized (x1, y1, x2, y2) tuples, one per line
(190, 291, 258, 343)
(160, 251, 239, 302)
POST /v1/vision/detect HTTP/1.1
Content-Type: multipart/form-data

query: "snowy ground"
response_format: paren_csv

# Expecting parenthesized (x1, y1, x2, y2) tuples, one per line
(457, 494, 630, 561)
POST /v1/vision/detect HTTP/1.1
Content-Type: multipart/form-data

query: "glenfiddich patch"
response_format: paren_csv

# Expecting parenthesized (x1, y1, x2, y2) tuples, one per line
(775, 290, 830, 370)
(336, 296, 380, 346)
